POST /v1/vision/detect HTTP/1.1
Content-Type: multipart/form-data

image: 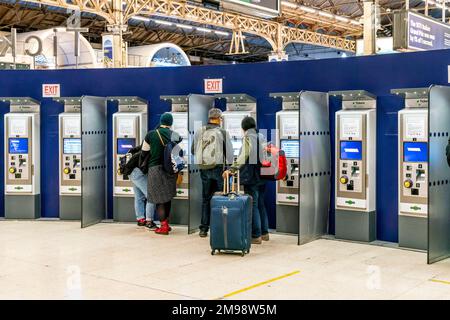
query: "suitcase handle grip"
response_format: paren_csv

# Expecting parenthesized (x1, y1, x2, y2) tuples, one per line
(223, 170, 240, 195)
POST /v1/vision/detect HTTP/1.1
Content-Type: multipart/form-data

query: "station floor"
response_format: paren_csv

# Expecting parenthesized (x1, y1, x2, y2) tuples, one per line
(0, 220, 449, 300)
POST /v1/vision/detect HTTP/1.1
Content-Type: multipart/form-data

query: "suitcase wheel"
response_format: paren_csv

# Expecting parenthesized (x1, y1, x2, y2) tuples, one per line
(211, 250, 215, 256)
(241, 251, 245, 257)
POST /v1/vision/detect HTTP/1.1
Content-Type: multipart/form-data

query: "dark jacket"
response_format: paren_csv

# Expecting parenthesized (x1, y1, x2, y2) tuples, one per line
(140, 126, 182, 168)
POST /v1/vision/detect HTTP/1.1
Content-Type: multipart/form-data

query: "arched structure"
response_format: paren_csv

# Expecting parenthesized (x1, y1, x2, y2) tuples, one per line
(128, 43, 191, 67)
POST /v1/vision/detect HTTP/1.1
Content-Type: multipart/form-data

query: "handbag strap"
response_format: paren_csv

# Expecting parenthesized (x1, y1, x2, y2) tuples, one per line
(156, 129, 166, 147)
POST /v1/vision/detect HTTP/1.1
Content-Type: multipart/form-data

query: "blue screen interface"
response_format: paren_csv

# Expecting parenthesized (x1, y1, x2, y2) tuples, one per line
(64, 138, 81, 154)
(117, 138, 136, 154)
(340, 141, 362, 160)
(9, 138, 28, 154)
(280, 140, 299, 158)
(404, 142, 428, 162)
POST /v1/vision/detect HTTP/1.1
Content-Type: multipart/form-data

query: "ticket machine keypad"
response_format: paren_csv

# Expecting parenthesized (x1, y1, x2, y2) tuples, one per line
(402, 162, 427, 198)
(339, 160, 363, 193)
(8, 154, 30, 180)
(62, 154, 81, 181)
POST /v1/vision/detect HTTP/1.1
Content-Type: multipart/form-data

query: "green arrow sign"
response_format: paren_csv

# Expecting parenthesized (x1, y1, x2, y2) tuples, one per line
(69, 187, 78, 192)
(410, 206, 421, 211)
(345, 200, 355, 205)
(177, 190, 184, 194)
(286, 196, 295, 200)
(14, 186, 23, 190)
(123, 188, 131, 193)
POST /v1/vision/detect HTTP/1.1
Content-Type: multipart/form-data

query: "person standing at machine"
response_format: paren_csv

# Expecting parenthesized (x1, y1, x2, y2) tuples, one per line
(124, 145, 157, 229)
(192, 108, 234, 238)
(140, 113, 182, 235)
(222, 116, 269, 244)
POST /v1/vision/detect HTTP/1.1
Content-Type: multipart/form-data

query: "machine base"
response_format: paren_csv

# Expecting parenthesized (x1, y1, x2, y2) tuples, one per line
(170, 198, 188, 225)
(5, 194, 40, 219)
(60, 196, 81, 220)
(399, 215, 427, 251)
(335, 209, 376, 242)
(276, 204, 299, 234)
(113, 197, 136, 222)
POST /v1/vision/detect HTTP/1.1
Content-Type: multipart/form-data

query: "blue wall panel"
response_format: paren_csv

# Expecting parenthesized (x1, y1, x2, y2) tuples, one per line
(0, 49, 449, 242)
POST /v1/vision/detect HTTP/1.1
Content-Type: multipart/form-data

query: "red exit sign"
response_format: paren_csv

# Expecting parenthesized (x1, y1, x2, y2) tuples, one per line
(42, 84, 60, 98)
(204, 78, 223, 94)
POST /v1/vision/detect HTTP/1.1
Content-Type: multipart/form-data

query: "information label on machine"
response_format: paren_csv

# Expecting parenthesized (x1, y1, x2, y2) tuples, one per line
(226, 120, 243, 138)
(9, 118, 28, 136)
(172, 119, 188, 138)
(63, 117, 81, 136)
(341, 116, 361, 138)
(118, 118, 135, 136)
(281, 118, 298, 137)
(405, 116, 426, 139)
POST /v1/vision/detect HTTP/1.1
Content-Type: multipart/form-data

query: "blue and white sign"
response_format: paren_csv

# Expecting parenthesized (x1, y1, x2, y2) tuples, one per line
(408, 12, 450, 51)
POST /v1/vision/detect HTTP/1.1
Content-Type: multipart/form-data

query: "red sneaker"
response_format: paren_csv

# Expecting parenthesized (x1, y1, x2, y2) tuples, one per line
(155, 220, 170, 235)
(137, 218, 146, 226)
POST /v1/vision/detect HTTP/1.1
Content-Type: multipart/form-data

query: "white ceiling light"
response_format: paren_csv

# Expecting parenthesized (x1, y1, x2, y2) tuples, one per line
(299, 5, 316, 14)
(214, 30, 230, 36)
(281, 1, 299, 9)
(318, 11, 333, 18)
(196, 27, 212, 33)
(133, 16, 150, 22)
(176, 24, 193, 30)
(335, 16, 350, 23)
(153, 19, 173, 26)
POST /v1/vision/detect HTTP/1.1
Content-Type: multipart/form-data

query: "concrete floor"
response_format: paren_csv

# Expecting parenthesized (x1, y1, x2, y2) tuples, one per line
(0, 221, 449, 300)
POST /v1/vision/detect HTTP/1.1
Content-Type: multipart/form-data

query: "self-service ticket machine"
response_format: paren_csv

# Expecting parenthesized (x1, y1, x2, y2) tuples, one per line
(392, 88, 429, 250)
(331, 90, 377, 242)
(161, 95, 189, 225)
(215, 94, 257, 160)
(271, 93, 300, 234)
(2, 97, 40, 219)
(110, 97, 148, 222)
(55, 97, 82, 220)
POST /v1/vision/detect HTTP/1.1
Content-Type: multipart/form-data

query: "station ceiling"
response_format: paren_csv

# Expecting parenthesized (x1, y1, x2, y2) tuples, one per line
(0, 0, 445, 62)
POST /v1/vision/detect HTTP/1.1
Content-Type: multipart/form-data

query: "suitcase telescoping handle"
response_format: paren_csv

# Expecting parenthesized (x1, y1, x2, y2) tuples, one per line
(223, 170, 240, 195)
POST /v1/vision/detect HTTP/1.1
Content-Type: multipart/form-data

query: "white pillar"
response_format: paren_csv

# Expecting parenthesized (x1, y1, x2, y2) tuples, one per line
(363, 0, 376, 55)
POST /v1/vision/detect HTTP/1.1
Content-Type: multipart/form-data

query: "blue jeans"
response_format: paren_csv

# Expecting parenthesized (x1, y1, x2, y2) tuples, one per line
(200, 166, 224, 232)
(129, 168, 155, 221)
(245, 181, 269, 238)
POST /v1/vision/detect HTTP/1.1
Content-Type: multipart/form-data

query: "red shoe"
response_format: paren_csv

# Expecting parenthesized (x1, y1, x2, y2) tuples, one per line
(155, 220, 170, 235)
(137, 218, 146, 227)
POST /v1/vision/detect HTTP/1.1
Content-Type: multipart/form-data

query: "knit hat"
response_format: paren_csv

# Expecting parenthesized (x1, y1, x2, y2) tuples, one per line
(208, 108, 222, 119)
(241, 116, 256, 131)
(160, 112, 173, 126)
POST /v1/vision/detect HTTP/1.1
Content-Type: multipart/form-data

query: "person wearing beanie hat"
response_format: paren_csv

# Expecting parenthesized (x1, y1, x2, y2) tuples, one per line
(160, 112, 174, 127)
(192, 107, 233, 238)
(223, 116, 269, 244)
(139, 111, 182, 235)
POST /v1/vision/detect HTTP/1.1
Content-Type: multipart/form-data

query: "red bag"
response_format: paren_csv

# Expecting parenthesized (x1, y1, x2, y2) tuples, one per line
(260, 144, 287, 181)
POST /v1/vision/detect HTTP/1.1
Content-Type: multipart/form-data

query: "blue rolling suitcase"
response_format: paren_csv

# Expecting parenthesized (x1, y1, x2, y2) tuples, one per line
(210, 173, 252, 257)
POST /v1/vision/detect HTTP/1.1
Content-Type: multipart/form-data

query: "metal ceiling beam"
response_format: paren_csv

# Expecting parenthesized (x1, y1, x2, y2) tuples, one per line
(22, 0, 356, 53)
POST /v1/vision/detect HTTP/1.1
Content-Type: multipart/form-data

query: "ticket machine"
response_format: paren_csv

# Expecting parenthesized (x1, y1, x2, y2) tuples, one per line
(55, 97, 82, 220)
(2, 97, 40, 219)
(110, 97, 148, 222)
(331, 90, 377, 242)
(393, 88, 429, 250)
(215, 94, 257, 160)
(271, 93, 300, 234)
(161, 95, 189, 225)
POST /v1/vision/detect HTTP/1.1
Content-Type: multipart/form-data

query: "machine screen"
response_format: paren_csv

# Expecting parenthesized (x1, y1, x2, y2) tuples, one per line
(232, 140, 242, 156)
(63, 138, 81, 154)
(9, 138, 28, 154)
(340, 141, 362, 160)
(117, 138, 136, 154)
(280, 140, 299, 158)
(404, 142, 428, 162)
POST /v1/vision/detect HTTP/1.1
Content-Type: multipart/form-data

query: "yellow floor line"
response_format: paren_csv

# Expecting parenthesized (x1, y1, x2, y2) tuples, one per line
(217, 270, 301, 300)
(429, 278, 450, 285)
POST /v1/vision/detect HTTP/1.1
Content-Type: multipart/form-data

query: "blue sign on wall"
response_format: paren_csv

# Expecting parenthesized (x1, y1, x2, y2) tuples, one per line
(408, 12, 450, 51)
